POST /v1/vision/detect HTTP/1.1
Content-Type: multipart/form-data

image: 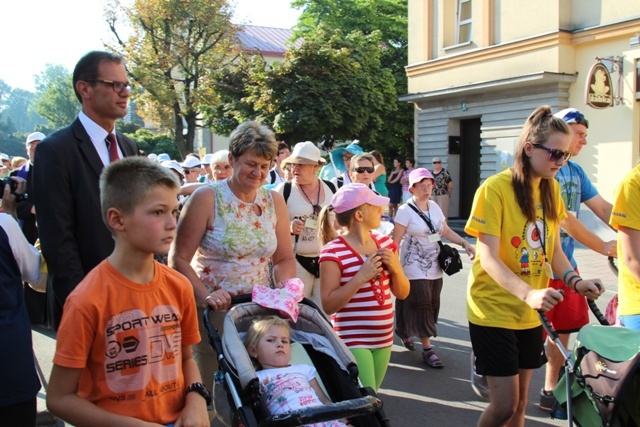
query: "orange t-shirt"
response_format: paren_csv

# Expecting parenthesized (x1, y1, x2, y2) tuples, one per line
(54, 260, 200, 424)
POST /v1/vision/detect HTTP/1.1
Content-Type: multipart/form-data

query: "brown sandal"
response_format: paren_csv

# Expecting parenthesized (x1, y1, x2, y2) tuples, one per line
(423, 348, 444, 368)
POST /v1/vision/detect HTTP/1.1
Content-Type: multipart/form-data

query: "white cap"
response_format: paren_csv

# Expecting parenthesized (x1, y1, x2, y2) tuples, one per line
(181, 156, 201, 169)
(26, 132, 46, 144)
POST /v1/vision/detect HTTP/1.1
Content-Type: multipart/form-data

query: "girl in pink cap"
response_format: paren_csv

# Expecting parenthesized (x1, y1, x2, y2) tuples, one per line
(317, 184, 409, 391)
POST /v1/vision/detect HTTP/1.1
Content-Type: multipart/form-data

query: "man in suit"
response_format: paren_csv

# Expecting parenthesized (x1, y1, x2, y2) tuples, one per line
(33, 51, 139, 329)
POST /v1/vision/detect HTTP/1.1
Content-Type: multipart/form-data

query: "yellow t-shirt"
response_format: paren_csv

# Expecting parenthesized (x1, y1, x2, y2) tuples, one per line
(610, 164, 640, 316)
(465, 169, 567, 329)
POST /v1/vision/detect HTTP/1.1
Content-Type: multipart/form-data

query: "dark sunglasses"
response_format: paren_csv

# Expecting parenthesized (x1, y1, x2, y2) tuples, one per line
(183, 169, 198, 175)
(432, 161, 441, 164)
(532, 143, 572, 162)
(352, 166, 374, 174)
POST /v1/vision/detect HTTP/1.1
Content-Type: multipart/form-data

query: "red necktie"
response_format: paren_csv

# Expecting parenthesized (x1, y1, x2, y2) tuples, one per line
(106, 133, 120, 163)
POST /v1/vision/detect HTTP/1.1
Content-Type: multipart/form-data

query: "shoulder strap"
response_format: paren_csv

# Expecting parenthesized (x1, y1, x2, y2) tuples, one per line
(406, 202, 443, 249)
(322, 179, 336, 194)
(336, 176, 344, 188)
(283, 181, 292, 203)
(269, 169, 276, 184)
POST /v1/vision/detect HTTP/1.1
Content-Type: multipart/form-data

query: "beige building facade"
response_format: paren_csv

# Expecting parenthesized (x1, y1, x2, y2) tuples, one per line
(403, 0, 640, 227)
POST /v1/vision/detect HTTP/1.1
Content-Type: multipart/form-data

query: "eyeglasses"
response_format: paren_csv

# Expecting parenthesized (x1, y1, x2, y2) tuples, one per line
(86, 79, 134, 93)
(432, 161, 441, 164)
(532, 143, 572, 162)
(352, 166, 374, 174)
(342, 156, 353, 162)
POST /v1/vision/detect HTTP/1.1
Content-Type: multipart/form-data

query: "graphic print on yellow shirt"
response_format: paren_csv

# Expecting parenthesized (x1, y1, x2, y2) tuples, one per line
(464, 170, 566, 330)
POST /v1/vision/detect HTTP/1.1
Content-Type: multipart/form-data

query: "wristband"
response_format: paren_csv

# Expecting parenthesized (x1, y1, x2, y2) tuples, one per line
(562, 268, 576, 284)
(568, 275, 582, 290)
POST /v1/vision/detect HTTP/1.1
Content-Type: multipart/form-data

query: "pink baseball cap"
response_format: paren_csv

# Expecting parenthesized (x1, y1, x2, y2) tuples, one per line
(330, 183, 389, 214)
(409, 168, 435, 188)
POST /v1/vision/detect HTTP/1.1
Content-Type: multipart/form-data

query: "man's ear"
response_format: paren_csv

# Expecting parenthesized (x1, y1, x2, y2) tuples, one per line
(75, 80, 93, 102)
(106, 207, 126, 231)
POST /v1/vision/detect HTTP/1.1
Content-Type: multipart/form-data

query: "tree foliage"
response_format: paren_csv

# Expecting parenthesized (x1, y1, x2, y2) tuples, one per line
(291, 0, 413, 161)
(126, 128, 181, 160)
(105, 0, 240, 156)
(33, 65, 80, 129)
(209, 26, 398, 146)
(266, 26, 397, 143)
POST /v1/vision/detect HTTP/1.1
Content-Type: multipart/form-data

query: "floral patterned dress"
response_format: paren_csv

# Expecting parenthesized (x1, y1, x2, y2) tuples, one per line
(191, 179, 277, 295)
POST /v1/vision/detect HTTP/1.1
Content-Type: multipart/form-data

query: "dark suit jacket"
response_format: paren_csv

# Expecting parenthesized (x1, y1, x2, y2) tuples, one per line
(33, 118, 138, 329)
(10, 163, 37, 244)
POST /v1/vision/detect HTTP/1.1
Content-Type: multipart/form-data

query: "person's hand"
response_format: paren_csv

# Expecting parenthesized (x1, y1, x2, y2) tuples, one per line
(205, 289, 232, 311)
(291, 218, 304, 235)
(462, 241, 476, 260)
(356, 252, 383, 283)
(174, 391, 210, 426)
(602, 240, 617, 258)
(575, 278, 605, 300)
(1, 177, 27, 215)
(523, 288, 564, 312)
(376, 248, 401, 275)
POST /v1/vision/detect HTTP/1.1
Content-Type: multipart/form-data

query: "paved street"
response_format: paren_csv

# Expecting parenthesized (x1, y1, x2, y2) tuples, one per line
(32, 242, 618, 426)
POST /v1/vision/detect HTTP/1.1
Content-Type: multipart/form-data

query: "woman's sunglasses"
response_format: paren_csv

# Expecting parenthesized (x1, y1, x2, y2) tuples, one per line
(352, 166, 375, 174)
(533, 143, 572, 162)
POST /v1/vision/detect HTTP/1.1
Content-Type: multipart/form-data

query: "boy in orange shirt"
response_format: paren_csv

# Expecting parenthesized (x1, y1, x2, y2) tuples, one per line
(47, 157, 209, 427)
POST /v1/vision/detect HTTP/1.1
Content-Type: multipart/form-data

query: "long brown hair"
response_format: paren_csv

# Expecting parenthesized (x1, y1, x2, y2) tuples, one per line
(511, 105, 570, 222)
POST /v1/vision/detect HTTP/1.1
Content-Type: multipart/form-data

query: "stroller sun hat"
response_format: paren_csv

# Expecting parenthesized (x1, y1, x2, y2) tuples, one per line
(251, 278, 305, 322)
(331, 183, 389, 214)
(281, 141, 326, 167)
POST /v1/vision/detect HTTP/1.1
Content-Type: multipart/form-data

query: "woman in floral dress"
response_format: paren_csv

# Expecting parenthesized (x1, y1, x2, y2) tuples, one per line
(169, 121, 296, 417)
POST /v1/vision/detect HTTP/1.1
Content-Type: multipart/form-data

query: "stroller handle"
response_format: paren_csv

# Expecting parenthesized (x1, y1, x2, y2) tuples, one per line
(259, 395, 383, 427)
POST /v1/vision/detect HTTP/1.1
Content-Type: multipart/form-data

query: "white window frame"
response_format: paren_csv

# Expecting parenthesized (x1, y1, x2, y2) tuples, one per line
(456, 0, 472, 45)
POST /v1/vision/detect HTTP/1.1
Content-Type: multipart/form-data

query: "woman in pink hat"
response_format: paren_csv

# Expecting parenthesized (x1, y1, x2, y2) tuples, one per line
(318, 184, 409, 391)
(393, 168, 475, 368)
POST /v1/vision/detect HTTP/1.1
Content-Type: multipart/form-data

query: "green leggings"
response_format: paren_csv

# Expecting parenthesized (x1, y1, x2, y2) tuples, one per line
(350, 347, 392, 391)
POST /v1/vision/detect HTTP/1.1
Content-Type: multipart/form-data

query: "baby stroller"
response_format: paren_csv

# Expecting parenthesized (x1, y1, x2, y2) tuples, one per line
(204, 295, 391, 427)
(540, 290, 640, 426)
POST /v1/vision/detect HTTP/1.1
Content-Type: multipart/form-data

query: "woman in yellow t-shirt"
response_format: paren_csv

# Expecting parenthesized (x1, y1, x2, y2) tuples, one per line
(610, 163, 640, 330)
(464, 105, 604, 427)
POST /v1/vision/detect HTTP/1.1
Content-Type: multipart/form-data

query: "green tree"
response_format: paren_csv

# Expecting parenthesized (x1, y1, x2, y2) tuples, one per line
(106, 0, 240, 156)
(209, 25, 399, 149)
(127, 128, 181, 160)
(32, 65, 80, 129)
(291, 0, 413, 161)
(6, 89, 44, 132)
(264, 27, 397, 144)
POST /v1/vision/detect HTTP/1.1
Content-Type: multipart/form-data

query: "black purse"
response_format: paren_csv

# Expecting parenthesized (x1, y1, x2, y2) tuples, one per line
(407, 202, 463, 276)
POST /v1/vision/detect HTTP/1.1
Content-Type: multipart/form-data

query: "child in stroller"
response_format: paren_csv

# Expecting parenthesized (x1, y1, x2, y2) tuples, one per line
(204, 296, 389, 427)
(246, 315, 348, 427)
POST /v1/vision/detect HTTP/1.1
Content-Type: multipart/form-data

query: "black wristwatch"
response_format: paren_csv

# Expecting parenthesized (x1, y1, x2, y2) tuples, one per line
(186, 382, 212, 406)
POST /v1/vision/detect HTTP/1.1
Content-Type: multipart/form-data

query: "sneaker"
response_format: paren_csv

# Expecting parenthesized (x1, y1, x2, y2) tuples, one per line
(539, 389, 556, 411)
(470, 352, 489, 400)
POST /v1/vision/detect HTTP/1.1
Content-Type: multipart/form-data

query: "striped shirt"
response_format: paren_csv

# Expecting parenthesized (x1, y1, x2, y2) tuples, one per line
(319, 233, 397, 349)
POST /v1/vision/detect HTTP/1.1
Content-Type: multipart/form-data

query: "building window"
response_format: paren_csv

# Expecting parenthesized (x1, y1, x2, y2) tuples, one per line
(456, 0, 472, 45)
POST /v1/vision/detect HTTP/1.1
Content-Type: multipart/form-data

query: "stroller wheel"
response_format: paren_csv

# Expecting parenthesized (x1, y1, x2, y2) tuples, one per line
(233, 406, 257, 427)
